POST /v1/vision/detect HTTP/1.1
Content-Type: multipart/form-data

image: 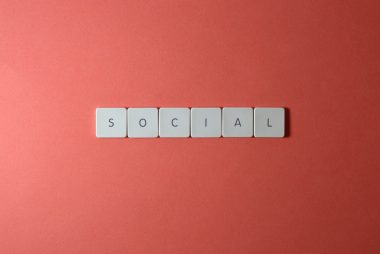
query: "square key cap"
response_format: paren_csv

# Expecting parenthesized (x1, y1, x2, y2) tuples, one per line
(191, 108, 221, 138)
(222, 107, 253, 137)
(96, 108, 127, 138)
(254, 107, 285, 138)
(128, 108, 158, 138)
(159, 108, 190, 138)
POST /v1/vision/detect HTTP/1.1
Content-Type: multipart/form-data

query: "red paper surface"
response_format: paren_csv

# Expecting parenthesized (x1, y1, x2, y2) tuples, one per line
(0, 1, 379, 253)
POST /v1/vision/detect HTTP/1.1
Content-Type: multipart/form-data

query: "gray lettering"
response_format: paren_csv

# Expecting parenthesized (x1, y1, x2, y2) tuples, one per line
(171, 118, 179, 127)
(234, 118, 242, 127)
(139, 118, 147, 127)
(108, 118, 114, 127)
(267, 118, 272, 127)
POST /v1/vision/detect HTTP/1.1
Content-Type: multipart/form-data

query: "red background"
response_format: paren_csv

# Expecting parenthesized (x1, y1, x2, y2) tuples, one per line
(1, 1, 379, 253)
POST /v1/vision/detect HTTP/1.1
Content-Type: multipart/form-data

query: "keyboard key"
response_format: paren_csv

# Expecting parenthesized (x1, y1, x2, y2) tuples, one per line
(254, 107, 285, 138)
(128, 108, 158, 138)
(96, 108, 127, 138)
(222, 107, 253, 137)
(159, 108, 190, 138)
(191, 108, 221, 138)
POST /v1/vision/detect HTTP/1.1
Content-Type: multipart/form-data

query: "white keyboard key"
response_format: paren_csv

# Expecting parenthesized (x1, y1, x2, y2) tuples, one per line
(128, 108, 158, 138)
(159, 108, 190, 138)
(191, 108, 221, 138)
(222, 107, 253, 137)
(96, 108, 127, 138)
(254, 107, 285, 138)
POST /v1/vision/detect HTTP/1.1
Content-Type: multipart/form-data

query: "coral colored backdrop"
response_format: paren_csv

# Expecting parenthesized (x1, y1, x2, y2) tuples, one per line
(1, 1, 379, 253)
